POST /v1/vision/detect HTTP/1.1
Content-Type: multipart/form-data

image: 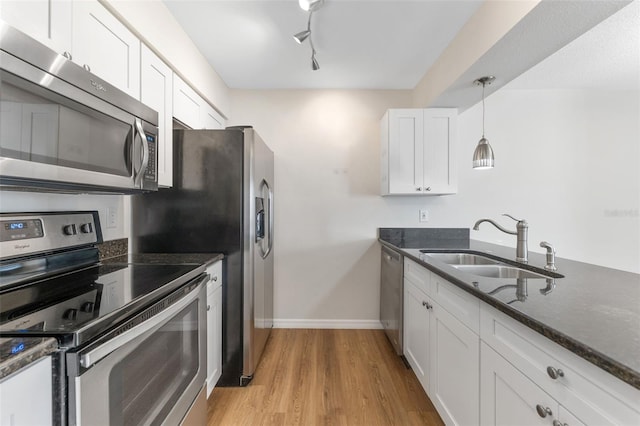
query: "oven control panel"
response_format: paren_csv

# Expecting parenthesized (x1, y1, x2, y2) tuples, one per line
(0, 212, 102, 260)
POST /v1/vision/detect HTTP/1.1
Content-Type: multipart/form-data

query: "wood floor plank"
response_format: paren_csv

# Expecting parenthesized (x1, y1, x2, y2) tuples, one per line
(207, 329, 444, 426)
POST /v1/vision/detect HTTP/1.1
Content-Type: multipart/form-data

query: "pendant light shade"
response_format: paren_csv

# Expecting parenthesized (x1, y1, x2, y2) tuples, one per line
(472, 76, 496, 170)
(473, 138, 494, 169)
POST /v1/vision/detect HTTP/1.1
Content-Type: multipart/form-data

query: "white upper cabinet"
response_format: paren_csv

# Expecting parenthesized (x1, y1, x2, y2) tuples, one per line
(173, 74, 203, 129)
(0, 0, 72, 54)
(202, 103, 225, 130)
(141, 46, 173, 187)
(72, 1, 140, 99)
(173, 74, 225, 130)
(381, 108, 457, 195)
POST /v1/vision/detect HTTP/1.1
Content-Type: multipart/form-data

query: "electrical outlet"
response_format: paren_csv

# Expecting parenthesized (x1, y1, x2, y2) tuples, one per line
(419, 209, 429, 222)
(106, 207, 117, 229)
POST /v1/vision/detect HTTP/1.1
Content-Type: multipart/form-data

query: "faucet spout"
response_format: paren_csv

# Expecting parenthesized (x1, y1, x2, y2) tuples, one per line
(473, 214, 529, 263)
(473, 219, 516, 235)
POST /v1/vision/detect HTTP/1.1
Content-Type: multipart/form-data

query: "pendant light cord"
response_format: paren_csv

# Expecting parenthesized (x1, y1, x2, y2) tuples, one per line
(481, 82, 486, 138)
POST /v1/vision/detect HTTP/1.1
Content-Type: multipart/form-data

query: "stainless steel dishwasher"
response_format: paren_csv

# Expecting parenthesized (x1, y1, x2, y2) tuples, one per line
(380, 245, 403, 355)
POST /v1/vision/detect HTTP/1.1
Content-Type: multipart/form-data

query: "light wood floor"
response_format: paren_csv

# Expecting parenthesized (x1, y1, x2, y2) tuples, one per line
(207, 329, 444, 425)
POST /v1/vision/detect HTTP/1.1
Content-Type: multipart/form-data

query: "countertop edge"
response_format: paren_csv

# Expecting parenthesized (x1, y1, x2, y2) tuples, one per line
(379, 239, 640, 391)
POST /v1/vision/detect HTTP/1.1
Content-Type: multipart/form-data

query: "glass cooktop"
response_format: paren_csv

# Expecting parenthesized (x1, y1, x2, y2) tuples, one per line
(0, 262, 203, 347)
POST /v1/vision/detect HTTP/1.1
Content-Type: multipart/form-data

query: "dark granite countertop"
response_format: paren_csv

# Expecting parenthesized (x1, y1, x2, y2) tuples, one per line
(102, 253, 224, 266)
(0, 337, 57, 380)
(378, 228, 640, 390)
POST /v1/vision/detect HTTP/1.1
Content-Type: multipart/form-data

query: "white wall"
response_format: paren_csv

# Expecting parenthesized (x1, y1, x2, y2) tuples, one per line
(229, 86, 639, 325)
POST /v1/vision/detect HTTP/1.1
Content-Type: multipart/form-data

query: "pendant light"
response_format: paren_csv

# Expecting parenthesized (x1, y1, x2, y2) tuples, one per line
(472, 76, 496, 169)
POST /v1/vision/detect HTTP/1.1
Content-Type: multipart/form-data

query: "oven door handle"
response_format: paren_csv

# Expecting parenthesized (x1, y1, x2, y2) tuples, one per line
(80, 275, 207, 369)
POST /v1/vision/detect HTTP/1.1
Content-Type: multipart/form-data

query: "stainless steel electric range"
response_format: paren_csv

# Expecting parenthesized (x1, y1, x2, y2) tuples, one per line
(0, 211, 208, 426)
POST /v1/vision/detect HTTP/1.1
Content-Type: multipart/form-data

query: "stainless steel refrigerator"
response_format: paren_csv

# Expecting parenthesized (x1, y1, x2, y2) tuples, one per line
(131, 126, 274, 386)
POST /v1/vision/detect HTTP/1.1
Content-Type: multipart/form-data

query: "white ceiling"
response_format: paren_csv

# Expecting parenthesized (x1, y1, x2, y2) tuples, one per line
(163, 0, 482, 89)
(506, 0, 640, 90)
(163, 0, 639, 93)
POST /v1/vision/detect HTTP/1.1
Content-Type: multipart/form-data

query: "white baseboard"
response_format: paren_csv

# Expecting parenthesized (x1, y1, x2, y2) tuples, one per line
(273, 319, 383, 329)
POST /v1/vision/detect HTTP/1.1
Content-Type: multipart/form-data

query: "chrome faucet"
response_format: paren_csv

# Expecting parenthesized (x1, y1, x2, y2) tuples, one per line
(473, 214, 528, 263)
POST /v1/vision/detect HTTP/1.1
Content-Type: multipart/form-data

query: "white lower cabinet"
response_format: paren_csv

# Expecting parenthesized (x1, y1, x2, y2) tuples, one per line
(0, 356, 53, 425)
(403, 258, 480, 425)
(430, 301, 479, 426)
(481, 341, 559, 426)
(206, 260, 223, 397)
(480, 303, 640, 426)
(404, 278, 432, 391)
(402, 259, 640, 426)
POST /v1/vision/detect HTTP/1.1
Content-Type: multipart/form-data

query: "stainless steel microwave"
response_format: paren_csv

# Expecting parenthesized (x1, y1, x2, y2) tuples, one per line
(0, 22, 158, 193)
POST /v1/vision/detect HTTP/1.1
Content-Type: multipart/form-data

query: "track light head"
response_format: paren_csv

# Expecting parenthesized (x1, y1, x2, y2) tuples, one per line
(293, 30, 311, 44)
(311, 54, 320, 71)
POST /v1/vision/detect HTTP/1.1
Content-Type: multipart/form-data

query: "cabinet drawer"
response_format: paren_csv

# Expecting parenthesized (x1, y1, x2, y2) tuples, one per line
(430, 272, 480, 334)
(404, 258, 430, 295)
(480, 304, 640, 425)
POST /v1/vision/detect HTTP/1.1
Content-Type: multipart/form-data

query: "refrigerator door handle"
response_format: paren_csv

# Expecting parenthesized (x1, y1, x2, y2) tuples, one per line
(261, 179, 273, 259)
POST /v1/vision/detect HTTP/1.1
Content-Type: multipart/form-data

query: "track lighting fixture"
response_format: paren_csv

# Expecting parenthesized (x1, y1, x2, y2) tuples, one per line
(293, 0, 324, 70)
(472, 76, 496, 169)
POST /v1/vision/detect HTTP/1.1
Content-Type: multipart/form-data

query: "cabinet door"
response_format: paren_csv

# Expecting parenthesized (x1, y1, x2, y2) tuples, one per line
(430, 301, 479, 426)
(481, 342, 558, 426)
(201, 103, 225, 130)
(0, 0, 72, 54)
(423, 109, 457, 194)
(173, 74, 202, 129)
(0, 356, 53, 425)
(387, 109, 424, 194)
(403, 279, 431, 393)
(207, 284, 222, 397)
(72, 1, 140, 99)
(141, 45, 173, 187)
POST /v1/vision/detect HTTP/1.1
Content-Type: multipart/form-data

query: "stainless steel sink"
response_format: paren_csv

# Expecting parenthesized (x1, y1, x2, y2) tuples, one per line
(421, 252, 502, 266)
(451, 264, 549, 279)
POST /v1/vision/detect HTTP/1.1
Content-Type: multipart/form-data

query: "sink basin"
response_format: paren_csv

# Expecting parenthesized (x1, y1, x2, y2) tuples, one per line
(421, 252, 502, 266)
(452, 264, 549, 279)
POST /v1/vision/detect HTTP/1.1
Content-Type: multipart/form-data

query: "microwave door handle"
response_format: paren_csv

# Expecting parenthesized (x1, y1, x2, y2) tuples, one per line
(134, 118, 149, 187)
(79, 275, 207, 369)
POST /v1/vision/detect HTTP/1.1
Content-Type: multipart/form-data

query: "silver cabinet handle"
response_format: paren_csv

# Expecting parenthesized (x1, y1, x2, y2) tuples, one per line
(416, 187, 422, 191)
(547, 366, 565, 379)
(212, 276, 218, 282)
(83, 64, 91, 72)
(63, 51, 72, 60)
(425, 187, 431, 191)
(536, 405, 553, 418)
(207, 305, 211, 311)
(553, 421, 568, 426)
(421, 301, 433, 310)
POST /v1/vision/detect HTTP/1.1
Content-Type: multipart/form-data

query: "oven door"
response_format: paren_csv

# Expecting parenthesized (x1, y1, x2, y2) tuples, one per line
(66, 276, 207, 426)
